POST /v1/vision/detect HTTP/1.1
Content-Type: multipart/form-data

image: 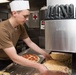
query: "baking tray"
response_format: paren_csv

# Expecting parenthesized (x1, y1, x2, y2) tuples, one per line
(19, 48, 45, 63)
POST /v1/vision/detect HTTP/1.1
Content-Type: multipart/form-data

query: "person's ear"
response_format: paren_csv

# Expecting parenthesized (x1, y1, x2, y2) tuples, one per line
(12, 11, 17, 17)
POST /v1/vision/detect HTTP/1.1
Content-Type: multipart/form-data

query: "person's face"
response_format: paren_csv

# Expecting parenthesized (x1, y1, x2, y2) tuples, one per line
(12, 10, 30, 25)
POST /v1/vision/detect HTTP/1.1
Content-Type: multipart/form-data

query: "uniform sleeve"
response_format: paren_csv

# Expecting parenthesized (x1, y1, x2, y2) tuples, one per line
(19, 25, 29, 40)
(0, 30, 14, 49)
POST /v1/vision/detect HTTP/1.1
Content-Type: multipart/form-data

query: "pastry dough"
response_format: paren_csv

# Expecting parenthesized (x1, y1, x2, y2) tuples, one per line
(0, 71, 10, 75)
(43, 60, 72, 75)
(34, 73, 39, 75)
(50, 52, 72, 62)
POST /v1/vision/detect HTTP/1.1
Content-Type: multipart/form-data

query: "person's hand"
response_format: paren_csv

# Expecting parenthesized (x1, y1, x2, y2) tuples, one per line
(40, 70, 49, 75)
(37, 64, 49, 75)
(44, 53, 52, 60)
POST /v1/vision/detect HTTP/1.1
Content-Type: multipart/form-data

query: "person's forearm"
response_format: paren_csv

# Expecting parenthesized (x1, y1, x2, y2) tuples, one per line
(27, 41, 48, 56)
(23, 37, 49, 58)
(12, 55, 48, 74)
(12, 54, 41, 69)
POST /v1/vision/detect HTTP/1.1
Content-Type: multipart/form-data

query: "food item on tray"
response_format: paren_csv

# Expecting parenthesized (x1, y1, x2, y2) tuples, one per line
(22, 54, 40, 62)
(43, 60, 72, 75)
(50, 52, 72, 62)
(16, 74, 21, 75)
(0, 71, 10, 75)
(33, 71, 69, 75)
(34, 73, 39, 75)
